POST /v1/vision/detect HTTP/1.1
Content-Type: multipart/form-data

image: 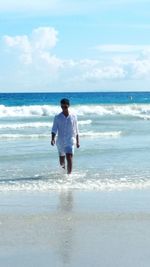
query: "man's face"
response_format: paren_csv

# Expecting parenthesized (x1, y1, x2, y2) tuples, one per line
(61, 104, 69, 111)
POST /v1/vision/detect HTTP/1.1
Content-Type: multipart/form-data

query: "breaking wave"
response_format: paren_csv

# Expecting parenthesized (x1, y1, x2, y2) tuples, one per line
(0, 104, 150, 119)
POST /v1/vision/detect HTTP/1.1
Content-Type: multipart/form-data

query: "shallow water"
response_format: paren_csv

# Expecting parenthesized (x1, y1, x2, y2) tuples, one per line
(0, 92, 150, 192)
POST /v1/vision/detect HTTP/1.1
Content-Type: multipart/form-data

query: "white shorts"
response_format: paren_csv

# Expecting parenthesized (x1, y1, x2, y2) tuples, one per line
(57, 145, 74, 156)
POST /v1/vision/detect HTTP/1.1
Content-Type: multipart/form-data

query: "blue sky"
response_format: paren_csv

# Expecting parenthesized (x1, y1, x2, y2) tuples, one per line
(1, 0, 150, 92)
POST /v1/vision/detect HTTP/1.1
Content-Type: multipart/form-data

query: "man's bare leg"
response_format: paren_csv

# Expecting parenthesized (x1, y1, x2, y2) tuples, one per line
(66, 153, 73, 174)
(59, 156, 65, 169)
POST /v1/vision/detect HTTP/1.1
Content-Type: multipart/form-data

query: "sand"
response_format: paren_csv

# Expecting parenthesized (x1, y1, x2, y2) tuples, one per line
(0, 190, 150, 267)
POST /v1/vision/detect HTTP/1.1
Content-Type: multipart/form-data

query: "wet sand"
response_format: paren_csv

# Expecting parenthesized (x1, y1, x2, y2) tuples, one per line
(1, 190, 150, 267)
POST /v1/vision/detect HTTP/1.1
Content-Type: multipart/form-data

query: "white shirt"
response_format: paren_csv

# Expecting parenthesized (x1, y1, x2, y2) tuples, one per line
(51, 112, 79, 147)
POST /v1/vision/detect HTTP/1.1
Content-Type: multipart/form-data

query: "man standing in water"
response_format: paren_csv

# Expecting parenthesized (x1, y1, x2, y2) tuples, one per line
(51, 98, 80, 174)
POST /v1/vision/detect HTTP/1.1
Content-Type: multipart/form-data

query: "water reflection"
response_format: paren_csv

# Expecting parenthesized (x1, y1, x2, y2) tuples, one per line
(56, 190, 74, 266)
(58, 190, 73, 212)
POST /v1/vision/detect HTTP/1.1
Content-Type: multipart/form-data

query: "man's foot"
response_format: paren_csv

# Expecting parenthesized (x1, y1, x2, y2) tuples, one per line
(61, 164, 65, 169)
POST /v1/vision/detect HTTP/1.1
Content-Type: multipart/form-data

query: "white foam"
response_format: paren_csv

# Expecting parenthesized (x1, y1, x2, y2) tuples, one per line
(78, 120, 92, 125)
(0, 134, 49, 140)
(0, 104, 59, 117)
(0, 122, 52, 129)
(80, 131, 122, 137)
(1, 104, 150, 118)
(0, 176, 150, 192)
(0, 131, 121, 140)
(0, 120, 91, 130)
(134, 114, 150, 120)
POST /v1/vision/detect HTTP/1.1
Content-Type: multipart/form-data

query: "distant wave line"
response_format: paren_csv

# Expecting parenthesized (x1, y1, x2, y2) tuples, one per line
(0, 122, 52, 129)
(79, 131, 121, 137)
(0, 131, 122, 140)
(0, 120, 92, 129)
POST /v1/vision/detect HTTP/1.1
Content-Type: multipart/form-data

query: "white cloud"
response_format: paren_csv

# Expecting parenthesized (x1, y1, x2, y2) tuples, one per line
(4, 35, 32, 64)
(83, 66, 126, 81)
(130, 59, 150, 79)
(3, 27, 60, 68)
(96, 44, 150, 53)
(92, 44, 150, 80)
(2, 28, 150, 91)
(31, 27, 58, 50)
(71, 49, 150, 82)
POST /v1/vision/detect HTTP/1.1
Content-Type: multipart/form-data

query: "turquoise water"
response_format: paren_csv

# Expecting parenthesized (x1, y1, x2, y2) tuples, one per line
(1, 92, 150, 106)
(0, 92, 150, 191)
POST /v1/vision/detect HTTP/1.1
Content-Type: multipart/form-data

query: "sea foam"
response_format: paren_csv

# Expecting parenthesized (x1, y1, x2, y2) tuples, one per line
(0, 120, 92, 130)
(0, 172, 150, 192)
(0, 131, 121, 140)
(0, 104, 150, 119)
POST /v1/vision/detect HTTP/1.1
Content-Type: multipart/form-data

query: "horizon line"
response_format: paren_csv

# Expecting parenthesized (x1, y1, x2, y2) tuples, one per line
(0, 90, 150, 94)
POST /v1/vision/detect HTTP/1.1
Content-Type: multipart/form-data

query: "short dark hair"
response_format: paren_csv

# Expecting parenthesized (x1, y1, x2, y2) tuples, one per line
(60, 98, 70, 106)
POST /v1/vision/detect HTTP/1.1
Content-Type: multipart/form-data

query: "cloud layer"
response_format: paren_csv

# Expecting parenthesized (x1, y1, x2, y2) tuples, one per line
(1, 26, 150, 91)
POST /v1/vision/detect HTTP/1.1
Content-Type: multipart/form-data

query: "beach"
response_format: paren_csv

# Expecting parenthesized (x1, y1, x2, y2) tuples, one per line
(1, 92, 150, 266)
(1, 190, 150, 267)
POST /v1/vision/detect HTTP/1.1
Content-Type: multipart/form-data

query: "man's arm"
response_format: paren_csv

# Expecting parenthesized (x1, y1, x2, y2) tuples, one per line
(75, 115, 80, 148)
(51, 116, 57, 146)
(76, 134, 80, 148)
(51, 132, 56, 146)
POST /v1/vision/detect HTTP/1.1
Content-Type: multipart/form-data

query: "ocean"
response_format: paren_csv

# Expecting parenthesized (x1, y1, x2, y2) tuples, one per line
(1, 91, 150, 192)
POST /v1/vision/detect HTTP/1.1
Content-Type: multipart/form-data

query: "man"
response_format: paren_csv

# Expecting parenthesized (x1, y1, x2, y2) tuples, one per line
(51, 98, 80, 174)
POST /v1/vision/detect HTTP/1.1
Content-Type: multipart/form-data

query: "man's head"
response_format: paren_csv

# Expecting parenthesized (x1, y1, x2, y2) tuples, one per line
(60, 98, 70, 110)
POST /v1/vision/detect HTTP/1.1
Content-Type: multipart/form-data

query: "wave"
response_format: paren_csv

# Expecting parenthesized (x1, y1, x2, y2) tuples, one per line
(0, 104, 60, 117)
(0, 122, 52, 129)
(78, 120, 92, 125)
(0, 134, 49, 140)
(1, 104, 150, 119)
(80, 131, 121, 137)
(0, 173, 150, 192)
(0, 120, 92, 130)
(0, 131, 121, 140)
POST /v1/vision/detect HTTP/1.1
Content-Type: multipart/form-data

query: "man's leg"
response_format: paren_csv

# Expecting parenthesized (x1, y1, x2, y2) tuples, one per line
(59, 156, 65, 169)
(66, 153, 73, 174)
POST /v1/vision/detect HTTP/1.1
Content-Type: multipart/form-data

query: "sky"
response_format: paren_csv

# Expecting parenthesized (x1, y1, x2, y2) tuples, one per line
(1, 0, 150, 92)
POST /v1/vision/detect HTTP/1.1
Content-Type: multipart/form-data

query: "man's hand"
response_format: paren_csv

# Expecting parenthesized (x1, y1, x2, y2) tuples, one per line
(51, 132, 56, 146)
(51, 140, 55, 146)
(76, 142, 80, 148)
